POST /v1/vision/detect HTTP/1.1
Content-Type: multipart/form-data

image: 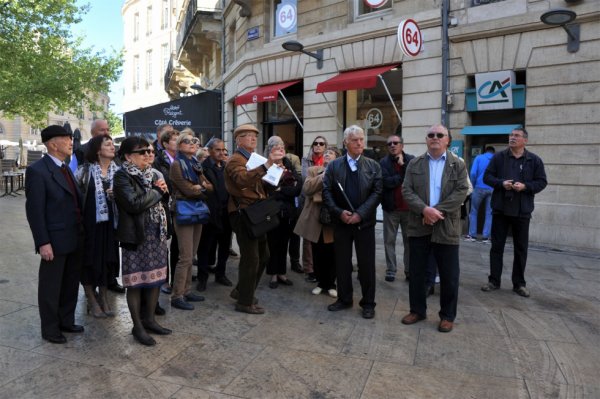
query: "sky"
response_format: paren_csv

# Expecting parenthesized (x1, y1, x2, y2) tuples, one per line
(72, 1, 125, 114)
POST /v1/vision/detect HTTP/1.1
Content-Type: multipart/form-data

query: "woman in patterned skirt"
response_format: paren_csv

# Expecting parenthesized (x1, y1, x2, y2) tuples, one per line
(113, 137, 171, 346)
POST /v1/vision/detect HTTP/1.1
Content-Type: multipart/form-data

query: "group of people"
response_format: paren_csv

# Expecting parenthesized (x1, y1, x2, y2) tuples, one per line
(25, 118, 546, 345)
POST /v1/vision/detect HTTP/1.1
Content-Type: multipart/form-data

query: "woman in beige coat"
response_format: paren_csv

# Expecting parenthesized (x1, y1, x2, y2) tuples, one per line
(294, 147, 340, 297)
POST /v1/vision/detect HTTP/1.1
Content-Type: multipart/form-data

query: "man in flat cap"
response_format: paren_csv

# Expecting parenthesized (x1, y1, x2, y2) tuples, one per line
(25, 125, 85, 344)
(224, 124, 284, 314)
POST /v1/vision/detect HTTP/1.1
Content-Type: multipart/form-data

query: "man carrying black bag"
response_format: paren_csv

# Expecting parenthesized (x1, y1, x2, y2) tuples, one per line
(224, 124, 284, 314)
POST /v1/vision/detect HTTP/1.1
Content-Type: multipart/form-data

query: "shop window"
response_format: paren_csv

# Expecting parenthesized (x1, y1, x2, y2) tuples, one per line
(343, 67, 402, 160)
(272, 0, 297, 39)
(355, 0, 392, 19)
(262, 83, 303, 156)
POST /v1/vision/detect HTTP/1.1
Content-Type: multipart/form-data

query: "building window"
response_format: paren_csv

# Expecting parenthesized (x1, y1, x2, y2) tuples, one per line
(146, 6, 153, 36)
(134, 12, 140, 41)
(226, 22, 236, 68)
(272, 0, 297, 38)
(146, 50, 153, 88)
(161, 0, 169, 30)
(161, 43, 169, 83)
(133, 55, 140, 92)
(355, 0, 392, 18)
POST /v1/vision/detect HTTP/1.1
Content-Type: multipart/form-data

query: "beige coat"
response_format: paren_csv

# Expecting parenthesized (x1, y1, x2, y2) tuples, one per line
(293, 166, 334, 244)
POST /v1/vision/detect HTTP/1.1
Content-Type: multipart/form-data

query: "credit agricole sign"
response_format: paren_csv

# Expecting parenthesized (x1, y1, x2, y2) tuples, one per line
(475, 70, 515, 111)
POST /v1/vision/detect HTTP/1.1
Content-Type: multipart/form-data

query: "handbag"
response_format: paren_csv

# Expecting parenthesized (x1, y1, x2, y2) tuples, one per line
(176, 199, 210, 225)
(240, 197, 281, 238)
(319, 204, 334, 225)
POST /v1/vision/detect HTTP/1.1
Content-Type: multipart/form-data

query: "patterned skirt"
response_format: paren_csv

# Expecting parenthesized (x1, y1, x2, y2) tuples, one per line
(121, 219, 168, 288)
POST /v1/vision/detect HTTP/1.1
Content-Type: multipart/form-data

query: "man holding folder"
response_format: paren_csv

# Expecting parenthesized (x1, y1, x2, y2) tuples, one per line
(323, 125, 382, 319)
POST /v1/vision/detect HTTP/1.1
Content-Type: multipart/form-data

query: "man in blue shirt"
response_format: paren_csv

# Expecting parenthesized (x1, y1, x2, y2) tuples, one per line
(466, 146, 495, 242)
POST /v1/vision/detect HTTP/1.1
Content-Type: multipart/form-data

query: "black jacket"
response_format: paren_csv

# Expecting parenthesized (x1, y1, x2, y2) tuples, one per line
(201, 157, 229, 230)
(484, 148, 547, 217)
(323, 155, 382, 229)
(265, 157, 302, 219)
(379, 152, 415, 212)
(113, 168, 164, 245)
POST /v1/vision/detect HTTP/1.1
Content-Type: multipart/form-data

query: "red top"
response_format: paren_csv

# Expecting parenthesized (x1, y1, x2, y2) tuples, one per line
(312, 154, 324, 167)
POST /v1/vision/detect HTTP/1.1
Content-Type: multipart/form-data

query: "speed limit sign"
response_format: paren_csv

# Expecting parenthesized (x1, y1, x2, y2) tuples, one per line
(277, 3, 297, 31)
(366, 108, 383, 129)
(397, 19, 423, 57)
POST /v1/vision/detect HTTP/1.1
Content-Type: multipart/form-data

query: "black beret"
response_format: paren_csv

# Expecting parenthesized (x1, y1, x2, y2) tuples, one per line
(41, 125, 72, 143)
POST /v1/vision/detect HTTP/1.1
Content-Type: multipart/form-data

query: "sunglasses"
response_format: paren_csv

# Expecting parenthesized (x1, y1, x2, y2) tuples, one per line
(131, 148, 154, 155)
(181, 138, 200, 145)
(387, 141, 401, 146)
(313, 141, 326, 146)
(427, 132, 446, 139)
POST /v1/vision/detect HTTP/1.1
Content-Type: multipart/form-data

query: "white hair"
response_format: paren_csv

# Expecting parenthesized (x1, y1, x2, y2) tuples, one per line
(343, 125, 364, 141)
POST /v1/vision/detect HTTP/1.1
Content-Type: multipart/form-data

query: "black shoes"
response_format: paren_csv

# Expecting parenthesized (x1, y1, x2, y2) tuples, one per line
(42, 333, 67, 344)
(230, 289, 258, 305)
(277, 277, 293, 286)
(171, 297, 194, 310)
(305, 273, 317, 283)
(385, 275, 395, 282)
(132, 327, 156, 346)
(327, 300, 353, 312)
(60, 324, 84, 333)
(185, 293, 205, 302)
(155, 303, 166, 316)
(362, 308, 375, 319)
(196, 274, 208, 292)
(215, 275, 233, 286)
(108, 282, 126, 294)
(290, 262, 303, 273)
(142, 320, 172, 335)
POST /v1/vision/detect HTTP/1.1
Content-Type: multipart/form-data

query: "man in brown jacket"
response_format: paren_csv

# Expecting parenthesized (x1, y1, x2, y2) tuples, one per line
(401, 124, 468, 333)
(224, 124, 284, 314)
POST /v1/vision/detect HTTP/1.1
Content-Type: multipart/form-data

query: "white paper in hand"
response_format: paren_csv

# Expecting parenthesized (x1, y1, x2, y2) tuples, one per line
(246, 152, 268, 170)
(262, 165, 284, 186)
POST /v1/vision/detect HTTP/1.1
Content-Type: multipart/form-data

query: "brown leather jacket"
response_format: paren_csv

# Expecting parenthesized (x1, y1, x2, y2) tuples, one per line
(224, 150, 268, 213)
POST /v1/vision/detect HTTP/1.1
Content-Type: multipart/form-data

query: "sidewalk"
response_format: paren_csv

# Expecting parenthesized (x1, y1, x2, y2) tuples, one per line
(1, 194, 598, 398)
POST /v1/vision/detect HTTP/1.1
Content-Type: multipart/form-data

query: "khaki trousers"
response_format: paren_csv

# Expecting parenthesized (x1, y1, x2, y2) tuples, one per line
(172, 221, 203, 300)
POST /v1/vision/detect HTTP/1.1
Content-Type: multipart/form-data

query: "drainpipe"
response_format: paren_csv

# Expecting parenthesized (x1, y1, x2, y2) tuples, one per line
(441, 0, 449, 127)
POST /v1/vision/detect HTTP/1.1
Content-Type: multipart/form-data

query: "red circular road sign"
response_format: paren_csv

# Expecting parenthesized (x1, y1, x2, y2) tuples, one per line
(397, 19, 423, 57)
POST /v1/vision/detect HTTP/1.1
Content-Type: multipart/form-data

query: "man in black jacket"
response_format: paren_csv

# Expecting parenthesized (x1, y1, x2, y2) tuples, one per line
(196, 137, 233, 289)
(25, 125, 84, 344)
(323, 125, 382, 319)
(380, 135, 414, 282)
(481, 127, 547, 297)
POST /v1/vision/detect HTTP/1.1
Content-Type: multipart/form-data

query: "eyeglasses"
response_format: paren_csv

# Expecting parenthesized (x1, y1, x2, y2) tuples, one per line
(131, 149, 154, 155)
(313, 141, 326, 146)
(427, 132, 446, 139)
(387, 141, 401, 146)
(181, 137, 200, 145)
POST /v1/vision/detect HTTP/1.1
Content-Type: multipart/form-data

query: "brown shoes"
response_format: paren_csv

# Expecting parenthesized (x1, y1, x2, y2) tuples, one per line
(438, 319, 454, 333)
(235, 304, 265, 314)
(401, 312, 426, 325)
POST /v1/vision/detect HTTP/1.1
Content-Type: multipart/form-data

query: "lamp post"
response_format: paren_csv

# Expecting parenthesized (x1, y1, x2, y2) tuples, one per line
(282, 40, 323, 69)
(540, 8, 580, 53)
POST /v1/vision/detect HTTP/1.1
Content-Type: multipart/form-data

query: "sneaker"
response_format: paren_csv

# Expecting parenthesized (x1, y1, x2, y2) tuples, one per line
(513, 286, 530, 297)
(327, 289, 338, 298)
(311, 287, 322, 295)
(481, 282, 500, 292)
(185, 293, 205, 302)
(481, 238, 490, 244)
(171, 297, 194, 310)
(464, 235, 476, 242)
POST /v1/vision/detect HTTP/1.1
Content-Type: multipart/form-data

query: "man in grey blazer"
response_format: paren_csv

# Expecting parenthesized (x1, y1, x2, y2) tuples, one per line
(400, 124, 468, 333)
(25, 125, 85, 344)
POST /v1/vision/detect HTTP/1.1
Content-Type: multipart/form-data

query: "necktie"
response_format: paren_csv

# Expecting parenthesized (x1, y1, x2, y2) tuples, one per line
(60, 164, 81, 222)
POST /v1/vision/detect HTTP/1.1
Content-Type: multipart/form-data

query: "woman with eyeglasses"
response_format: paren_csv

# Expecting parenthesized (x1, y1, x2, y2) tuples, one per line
(113, 137, 171, 346)
(75, 134, 120, 318)
(169, 133, 213, 310)
(294, 147, 341, 297)
(299, 136, 328, 282)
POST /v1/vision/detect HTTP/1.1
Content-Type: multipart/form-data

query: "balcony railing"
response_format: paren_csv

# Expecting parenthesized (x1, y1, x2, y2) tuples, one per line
(175, 0, 222, 57)
(164, 56, 175, 92)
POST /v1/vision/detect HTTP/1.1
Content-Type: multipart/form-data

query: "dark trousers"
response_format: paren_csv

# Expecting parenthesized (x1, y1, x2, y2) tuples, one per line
(266, 216, 294, 276)
(288, 231, 300, 263)
(408, 236, 459, 322)
(333, 224, 376, 308)
(168, 232, 179, 286)
(313, 234, 336, 290)
(230, 212, 269, 306)
(197, 213, 232, 278)
(489, 213, 530, 288)
(38, 234, 83, 336)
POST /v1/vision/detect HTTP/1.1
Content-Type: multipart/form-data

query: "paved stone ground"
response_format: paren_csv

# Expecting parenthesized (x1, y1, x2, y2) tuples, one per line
(1, 194, 599, 399)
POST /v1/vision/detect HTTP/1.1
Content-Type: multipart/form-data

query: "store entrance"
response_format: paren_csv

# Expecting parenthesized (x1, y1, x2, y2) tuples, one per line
(263, 119, 303, 157)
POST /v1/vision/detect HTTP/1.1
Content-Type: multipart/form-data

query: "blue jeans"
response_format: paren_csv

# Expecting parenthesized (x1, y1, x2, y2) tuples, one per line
(469, 187, 493, 238)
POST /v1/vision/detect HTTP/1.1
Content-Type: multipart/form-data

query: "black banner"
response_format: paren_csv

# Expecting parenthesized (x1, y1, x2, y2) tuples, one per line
(123, 91, 222, 143)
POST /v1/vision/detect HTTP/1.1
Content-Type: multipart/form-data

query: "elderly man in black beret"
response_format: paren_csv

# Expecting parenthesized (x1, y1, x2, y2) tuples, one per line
(25, 125, 85, 344)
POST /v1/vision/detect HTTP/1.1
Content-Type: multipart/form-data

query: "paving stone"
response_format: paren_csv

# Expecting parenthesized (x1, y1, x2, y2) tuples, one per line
(0, 300, 30, 317)
(0, 346, 54, 387)
(547, 341, 600, 386)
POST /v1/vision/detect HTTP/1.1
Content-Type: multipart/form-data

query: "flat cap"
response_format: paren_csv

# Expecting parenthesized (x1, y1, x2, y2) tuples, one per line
(41, 125, 72, 143)
(233, 124, 259, 139)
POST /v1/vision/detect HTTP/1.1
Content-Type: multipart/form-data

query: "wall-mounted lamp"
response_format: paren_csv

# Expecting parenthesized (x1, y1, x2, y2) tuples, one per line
(540, 8, 580, 53)
(282, 40, 323, 69)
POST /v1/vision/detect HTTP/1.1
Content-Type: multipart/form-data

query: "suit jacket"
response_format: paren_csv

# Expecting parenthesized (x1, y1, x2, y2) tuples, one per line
(322, 155, 382, 229)
(25, 155, 83, 255)
(402, 150, 468, 245)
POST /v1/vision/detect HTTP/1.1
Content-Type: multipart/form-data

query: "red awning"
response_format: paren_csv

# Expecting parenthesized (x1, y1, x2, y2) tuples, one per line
(234, 80, 301, 106)
(315, 64, 399, 93)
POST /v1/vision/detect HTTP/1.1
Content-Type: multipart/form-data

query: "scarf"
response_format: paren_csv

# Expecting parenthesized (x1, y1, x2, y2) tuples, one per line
(91, 162, 118, 223)
(312, 153, 324, 167)
(122, 161, 168, 241)
(176, 152, 201, 184)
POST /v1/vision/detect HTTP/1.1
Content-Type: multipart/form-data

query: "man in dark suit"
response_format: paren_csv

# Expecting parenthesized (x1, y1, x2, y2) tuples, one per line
(25, 125, 85, 344)
(322, 125, 382, 319)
